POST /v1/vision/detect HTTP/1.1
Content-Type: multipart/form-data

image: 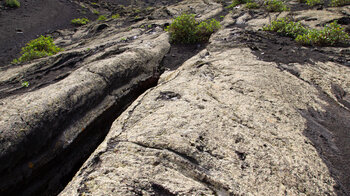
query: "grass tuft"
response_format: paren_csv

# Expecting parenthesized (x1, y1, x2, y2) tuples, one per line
(97, 15, 107, 21)
(71, 18, 90, 26)
(12, 36, 62, 64)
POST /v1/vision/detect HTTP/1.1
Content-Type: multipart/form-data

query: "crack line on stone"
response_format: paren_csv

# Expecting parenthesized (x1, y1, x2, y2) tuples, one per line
(120, 140, 229, 195)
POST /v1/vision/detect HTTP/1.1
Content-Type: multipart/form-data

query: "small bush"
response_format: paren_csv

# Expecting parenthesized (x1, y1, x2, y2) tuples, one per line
(92, 9, 99, 15)
(306, 0, 323, 6)
(263, 17, 308, 37)
(12, 36, 62, 63)
(295, 21, 350, 46)
(166, 14, 198, 44)
(264, 0, 288, 12)
(196, 19, 222, 42)
(165, 14, 221, 44)
(226, 0, 252, 8)
(71, 18, 90, 26)
(5, 0, 20, 8)
(263, 18, 350, 46)
(330, 0, 350, 6)
(111, 14, 120, 19)
(245, 2, 261, 8)
(97, 15, 106, 21)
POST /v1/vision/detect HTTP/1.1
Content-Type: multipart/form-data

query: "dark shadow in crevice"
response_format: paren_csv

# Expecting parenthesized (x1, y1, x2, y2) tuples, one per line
(0, 72, 161, 196)
(299, 86, 350, 196)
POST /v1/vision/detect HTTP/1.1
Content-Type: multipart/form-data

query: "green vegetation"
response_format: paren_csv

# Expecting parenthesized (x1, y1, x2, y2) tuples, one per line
(111, 14, 120, 19)
(306, 0, 323, 6)
(295, 21, 350, 46)
(165, 14, 221, 44)
(264, 0, 288, 12)
(12, 36, 62, 63)
(245, 2, 260, 8)
(330, 0, 350, 6)
(21, 81, 29, 88)
(71, 18, 90, 26)
(97, 15, 107, 21)
(5, 0, 20, 8)
(263, 17, 308, 37)
(299, 0, 348, 7)
(263, 17, 349, 46)
(226, 0, 252, 8)
(93, 9, 99, 15)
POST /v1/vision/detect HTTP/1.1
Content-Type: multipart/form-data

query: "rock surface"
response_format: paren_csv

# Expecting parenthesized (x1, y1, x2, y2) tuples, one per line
(1, 0, 350, 195)
(60, 5, 350, 196)
(0, 12, 170, 196)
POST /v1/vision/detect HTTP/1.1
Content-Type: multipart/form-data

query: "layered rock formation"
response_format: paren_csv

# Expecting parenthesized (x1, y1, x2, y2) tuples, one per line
(0, 0, 350, 195)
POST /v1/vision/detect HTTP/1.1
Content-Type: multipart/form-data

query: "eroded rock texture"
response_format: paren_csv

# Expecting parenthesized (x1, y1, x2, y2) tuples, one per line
(60, 14, 350, 195)
(1, 0, 350, 195)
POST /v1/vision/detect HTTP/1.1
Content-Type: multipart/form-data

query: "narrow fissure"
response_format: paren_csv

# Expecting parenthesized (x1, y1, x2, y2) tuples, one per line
(1, 75, 160, 196)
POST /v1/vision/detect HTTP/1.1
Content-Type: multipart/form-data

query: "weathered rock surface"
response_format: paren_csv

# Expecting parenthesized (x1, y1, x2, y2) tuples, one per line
(60, 8, 350, 196)
(0, 0, 223, 195)
(0, 13, 170, 196)
(1, 0, 350, 195)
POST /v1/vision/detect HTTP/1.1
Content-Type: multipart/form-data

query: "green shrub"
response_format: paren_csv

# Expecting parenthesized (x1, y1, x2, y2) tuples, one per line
(71, 18, 90, 26)
(92, 9, 99, 15)
(245, 2, 261, 8)
(196, 19, 222, 42)
(226, 0, 252, 8)
(12, 36, 62, 63)
(295, 21, 350, 46)
(5, 0, 20, 8)
(262, 17, 308, 37)
(165, 14, 221, 44)
(97, 15, 106, 21)
(306, 0, 323, 6)
(166, 14, 198, 44)
(111, 14, 120, 19)
(263, 18, 350, 46)
(330, 0, 350, 6)
(264, 0, 288, 12)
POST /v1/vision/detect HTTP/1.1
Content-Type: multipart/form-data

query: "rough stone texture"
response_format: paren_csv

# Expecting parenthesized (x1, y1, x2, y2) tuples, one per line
(60, 19, 350, 195)
(0, 21, 170, 195)
(0, 0, 223, 195)
(1, 0, 350, 195)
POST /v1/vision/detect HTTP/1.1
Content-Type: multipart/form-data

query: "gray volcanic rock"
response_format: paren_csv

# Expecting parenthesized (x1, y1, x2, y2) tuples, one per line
(0, 20, 170, 195)
(1, 0, 350, 195)
(0, 0, 223, 195)
(60, 16, 350, 195)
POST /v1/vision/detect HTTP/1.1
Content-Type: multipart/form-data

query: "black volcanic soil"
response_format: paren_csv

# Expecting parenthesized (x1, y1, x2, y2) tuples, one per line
(0, 0, 96, 67)
(0, 0, 183, 67)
